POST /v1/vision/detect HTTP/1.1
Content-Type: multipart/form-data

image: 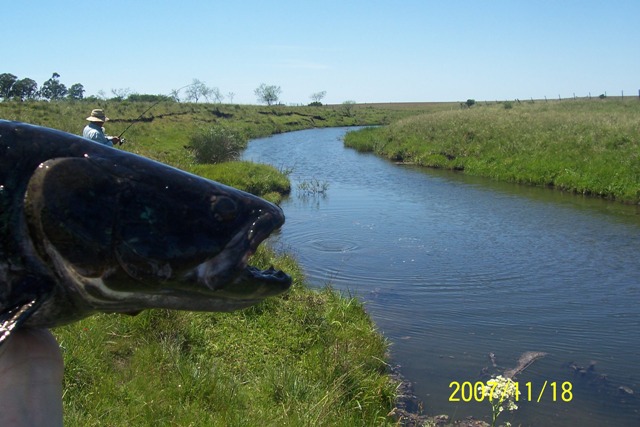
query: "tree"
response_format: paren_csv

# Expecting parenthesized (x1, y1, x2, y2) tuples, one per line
(465, 99, 476, 108)
(40, 72, 67, 100)
(310, 91, 326, 105)
(210, 86, 224, 103)
(68, 83, 85, 100)
(254, 83, 281, 105)
(185, 79, 212, 103)
(11, 78, 38, 101)
(110, 87, 131, 100)
(170, 88, 182, 102)
(0, 73, 17, 100)
(341, 100, 356, 116)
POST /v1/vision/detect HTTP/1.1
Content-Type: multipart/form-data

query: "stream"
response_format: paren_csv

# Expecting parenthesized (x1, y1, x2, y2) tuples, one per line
(242, 127, 639, 426)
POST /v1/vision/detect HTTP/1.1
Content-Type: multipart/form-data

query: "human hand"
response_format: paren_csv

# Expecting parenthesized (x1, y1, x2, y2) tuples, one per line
(0, 329, 63, 427)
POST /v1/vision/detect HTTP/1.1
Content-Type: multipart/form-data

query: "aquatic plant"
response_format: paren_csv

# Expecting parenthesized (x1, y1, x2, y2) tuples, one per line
(297, 178, 329, 196)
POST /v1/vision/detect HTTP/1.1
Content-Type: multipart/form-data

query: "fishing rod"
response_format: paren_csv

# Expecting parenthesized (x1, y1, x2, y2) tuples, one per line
(117, 83, 194, 140)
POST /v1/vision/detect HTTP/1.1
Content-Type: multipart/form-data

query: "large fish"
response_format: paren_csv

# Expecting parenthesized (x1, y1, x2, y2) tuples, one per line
(0, 120, 291, 346)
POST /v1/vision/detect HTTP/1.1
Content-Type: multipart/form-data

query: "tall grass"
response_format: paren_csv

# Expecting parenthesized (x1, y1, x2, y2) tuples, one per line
(344, 99, 640, 203)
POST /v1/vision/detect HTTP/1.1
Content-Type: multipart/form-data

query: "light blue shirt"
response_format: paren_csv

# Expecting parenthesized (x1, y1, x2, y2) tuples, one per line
(82, 122, 113, 147)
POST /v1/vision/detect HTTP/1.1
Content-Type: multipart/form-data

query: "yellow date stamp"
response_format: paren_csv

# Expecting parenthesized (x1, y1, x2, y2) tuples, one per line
(449, 380, 573, 403)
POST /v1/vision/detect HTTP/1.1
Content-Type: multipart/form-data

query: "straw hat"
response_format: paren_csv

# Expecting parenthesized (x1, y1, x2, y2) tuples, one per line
(86, 109, 109, 122)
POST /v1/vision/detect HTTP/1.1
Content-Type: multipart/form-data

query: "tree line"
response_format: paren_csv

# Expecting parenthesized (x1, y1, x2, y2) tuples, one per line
(0, 72, 85, 101)
(1, 72, 329, 106)
(0, 72, 171, 102)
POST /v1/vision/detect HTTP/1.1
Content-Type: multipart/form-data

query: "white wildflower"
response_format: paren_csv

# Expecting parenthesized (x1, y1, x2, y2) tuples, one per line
(478, 375, 520, 427)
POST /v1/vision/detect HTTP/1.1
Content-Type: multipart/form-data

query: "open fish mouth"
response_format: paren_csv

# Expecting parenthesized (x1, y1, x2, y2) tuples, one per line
(193, 207, 292, 300)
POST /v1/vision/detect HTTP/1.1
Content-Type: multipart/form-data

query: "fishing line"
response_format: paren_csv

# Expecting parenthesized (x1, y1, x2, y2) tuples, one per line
(117, 83, 194, 139)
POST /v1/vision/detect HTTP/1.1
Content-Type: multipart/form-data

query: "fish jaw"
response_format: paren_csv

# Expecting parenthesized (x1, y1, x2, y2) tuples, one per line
(92, 198, 293, 313)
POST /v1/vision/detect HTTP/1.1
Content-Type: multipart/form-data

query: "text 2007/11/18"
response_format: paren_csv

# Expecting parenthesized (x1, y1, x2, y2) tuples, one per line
(449, 380, 573, 403)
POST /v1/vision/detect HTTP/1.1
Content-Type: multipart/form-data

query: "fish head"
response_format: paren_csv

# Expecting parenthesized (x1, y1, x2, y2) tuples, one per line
(1, 121, 291, 329)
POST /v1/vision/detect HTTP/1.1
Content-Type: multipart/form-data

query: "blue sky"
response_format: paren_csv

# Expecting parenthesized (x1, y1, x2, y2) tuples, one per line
(4, 0, 639, 104)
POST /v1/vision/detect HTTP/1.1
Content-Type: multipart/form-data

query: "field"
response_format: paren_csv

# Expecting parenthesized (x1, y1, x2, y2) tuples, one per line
(344, 98, 640, 203)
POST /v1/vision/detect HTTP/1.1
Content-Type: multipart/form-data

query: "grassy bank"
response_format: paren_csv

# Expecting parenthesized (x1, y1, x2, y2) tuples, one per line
(0, 100, 435, 425)
(344, 99, 640, 203)
(55, 246, 397, 426)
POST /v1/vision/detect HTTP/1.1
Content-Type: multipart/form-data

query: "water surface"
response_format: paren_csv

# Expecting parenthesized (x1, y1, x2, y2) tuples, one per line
(243, 127, 640, 426)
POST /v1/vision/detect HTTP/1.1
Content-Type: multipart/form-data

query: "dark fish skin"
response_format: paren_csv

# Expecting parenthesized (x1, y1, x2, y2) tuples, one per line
(0, 120, 291, 346)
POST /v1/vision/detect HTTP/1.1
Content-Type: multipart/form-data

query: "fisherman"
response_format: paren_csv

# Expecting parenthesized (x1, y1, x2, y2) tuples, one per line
(82, 109, 121, 147)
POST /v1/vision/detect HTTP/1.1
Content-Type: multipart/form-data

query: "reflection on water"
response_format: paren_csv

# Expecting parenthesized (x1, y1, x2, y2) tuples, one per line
(243, 127, 640, 427)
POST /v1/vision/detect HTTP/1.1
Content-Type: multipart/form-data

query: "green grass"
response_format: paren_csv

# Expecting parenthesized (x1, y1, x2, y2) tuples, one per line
(344, 98, 640, 203)
(188, 162, 291, 204)
(55, 246, 398, 426)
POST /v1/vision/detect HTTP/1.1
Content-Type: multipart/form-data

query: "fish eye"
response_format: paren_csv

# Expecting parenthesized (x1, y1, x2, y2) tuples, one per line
(211, 196, 238, 222)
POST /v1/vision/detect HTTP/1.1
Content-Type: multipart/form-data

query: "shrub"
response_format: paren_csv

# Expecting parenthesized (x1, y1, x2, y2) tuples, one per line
(127, 93, 174, 103)
(188, 126, 246, 164)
